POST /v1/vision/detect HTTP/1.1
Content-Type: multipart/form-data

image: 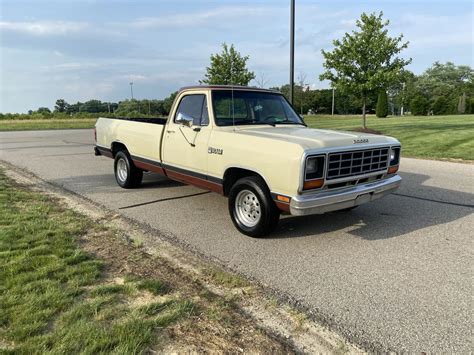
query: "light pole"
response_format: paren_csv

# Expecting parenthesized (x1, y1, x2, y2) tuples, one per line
(129, 82, 134, 100)
(289, 0, 295, 105)
(400, 82, 406, 116)
(331, 87, 335, 115)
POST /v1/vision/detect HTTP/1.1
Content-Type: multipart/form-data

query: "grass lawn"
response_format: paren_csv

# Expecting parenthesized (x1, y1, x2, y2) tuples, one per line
(0, 118, 96, 131)
(0, 172, 196, 353)
(0, 170, 289, 353)
(305, 114, 474, 161)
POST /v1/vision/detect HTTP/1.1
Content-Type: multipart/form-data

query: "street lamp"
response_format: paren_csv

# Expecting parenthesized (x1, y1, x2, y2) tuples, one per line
(332, 87, 335, 115)
(289, 0, 295, 105)
(129, 82, 134, 100)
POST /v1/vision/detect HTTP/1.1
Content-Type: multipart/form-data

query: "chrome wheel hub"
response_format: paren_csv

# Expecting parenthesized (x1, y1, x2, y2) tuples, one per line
(235, 190, 261, 227)
(117, 158, 128, 183)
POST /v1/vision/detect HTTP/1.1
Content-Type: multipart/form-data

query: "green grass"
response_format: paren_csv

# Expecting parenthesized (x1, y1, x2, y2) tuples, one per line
(204, 268, 249, 288)
(0, 171, 193, 353)
(0, 118, 96, 131)
(305, 114, 474, 161)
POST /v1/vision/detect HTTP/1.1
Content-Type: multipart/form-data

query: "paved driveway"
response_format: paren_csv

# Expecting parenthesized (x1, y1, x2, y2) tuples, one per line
(1, 129, 472, 352)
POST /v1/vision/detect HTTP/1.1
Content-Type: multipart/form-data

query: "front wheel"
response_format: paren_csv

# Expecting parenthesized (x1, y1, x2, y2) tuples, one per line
(114, 150, 143, 188)
(228, 176, 280, 237)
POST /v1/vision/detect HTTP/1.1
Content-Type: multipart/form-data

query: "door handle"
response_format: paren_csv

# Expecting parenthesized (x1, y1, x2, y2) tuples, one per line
(167, 130, 175, 133)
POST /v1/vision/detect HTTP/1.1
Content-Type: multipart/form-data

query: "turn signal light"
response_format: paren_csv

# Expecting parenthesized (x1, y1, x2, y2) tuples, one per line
(277, 195, 290, 203)
(388, 165, 399, 174)
(303, 178, 324, 190)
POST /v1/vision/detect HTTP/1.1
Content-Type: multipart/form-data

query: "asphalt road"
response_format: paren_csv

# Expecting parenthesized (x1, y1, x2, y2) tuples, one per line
(1, 129, 473, 352)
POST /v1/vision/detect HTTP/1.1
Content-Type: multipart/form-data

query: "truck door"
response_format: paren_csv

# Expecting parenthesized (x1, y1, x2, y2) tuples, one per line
(162, 91, 212, 180)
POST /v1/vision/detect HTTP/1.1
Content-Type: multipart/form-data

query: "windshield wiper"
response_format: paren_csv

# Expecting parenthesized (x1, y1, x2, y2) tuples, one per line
(275, 120, 307, 127)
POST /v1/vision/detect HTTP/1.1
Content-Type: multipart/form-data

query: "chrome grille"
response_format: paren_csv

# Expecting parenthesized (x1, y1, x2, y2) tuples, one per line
(326, 147, 389, 180)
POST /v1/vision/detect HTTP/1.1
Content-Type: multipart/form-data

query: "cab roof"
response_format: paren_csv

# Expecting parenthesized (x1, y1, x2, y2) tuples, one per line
(178, 85, 280, 94)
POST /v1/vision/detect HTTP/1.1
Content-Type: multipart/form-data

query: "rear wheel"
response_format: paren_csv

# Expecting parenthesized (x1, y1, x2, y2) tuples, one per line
(228, 176, 280, 237)
(114, 150, 143, 188)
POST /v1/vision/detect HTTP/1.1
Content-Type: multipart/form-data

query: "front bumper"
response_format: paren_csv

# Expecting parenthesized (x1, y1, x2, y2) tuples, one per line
(290, 175, 401, 216)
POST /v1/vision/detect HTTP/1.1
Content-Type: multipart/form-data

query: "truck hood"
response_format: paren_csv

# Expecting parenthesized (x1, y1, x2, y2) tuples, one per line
(234, 125, 399, 150)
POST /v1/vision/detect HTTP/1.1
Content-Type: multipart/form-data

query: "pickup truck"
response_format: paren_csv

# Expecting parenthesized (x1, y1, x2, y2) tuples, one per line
(95, 85, 401, 237)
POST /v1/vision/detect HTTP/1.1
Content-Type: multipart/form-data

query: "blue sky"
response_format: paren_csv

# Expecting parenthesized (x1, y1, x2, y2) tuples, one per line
(1, 0, 472, 113)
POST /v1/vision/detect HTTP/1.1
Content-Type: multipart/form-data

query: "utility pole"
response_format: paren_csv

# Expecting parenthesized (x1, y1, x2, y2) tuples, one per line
(289, 0, 295, 105)
(400, 82, 405, 116)
(129, 82, 134, 100)
(331, 87, 335, 115)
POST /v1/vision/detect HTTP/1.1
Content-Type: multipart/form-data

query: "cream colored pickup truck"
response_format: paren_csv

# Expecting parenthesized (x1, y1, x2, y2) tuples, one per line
(95, 85, 401, 237)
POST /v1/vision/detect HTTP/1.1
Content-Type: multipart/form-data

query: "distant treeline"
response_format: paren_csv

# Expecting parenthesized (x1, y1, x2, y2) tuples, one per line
(271, 62, 474, 116)
(0, 92, 178, 120)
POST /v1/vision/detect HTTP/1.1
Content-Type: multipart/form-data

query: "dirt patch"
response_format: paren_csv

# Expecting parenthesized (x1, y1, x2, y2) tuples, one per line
(80, 225, 290, 353)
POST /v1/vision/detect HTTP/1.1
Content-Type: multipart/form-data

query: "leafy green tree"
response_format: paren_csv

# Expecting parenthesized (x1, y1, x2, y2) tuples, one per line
(163, 92, 178, 115)
(432, 96, 452, 115)
(410, 95, 429, 116)
(37, 107, 51, 114)
(467, 98, 474, 114)
(416, 62, 473, 97)
(376, 91, 388, 117)
(320, 12, 411, 128)
(413, 62, 473, 115)
(81, 100, 107, 113)
(54, 99, 69, 113)
(201, 43, 255, 86)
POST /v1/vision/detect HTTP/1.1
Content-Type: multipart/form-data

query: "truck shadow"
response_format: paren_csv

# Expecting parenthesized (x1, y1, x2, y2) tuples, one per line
(51, 172, 184, 191)
(270, 171, 474, 240)
(141, 173, 184, 189)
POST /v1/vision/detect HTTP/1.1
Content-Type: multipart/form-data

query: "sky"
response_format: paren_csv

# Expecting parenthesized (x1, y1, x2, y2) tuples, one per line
(0, 0, 472, 113)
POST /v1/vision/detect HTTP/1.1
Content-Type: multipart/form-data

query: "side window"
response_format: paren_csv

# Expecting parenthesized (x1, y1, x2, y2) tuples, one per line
(174, 94, 209, 126)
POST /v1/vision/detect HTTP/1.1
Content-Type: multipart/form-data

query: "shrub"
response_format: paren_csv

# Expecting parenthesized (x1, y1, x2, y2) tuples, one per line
(431, 96, 452, 115)
(468, 98, 474, 114)
(410, 95, 429, 115)
(376, 91, 388, 118)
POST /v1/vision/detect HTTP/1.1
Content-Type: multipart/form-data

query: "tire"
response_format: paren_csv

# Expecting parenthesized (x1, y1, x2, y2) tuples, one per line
(114, 150, 143, 189)
(228, 176, 280, 237)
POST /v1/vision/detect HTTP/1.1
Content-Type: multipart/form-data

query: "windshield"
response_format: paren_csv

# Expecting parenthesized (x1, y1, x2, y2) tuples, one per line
(212, 90, 305, 126)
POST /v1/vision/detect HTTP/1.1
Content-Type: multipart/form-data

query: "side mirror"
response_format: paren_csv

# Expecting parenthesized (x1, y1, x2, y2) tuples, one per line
(176, 112, 194, 128)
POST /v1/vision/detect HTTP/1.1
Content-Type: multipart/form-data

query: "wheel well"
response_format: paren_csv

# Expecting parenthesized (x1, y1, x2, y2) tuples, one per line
(223, 168, 268, 196)
(111, 142, 127, 157)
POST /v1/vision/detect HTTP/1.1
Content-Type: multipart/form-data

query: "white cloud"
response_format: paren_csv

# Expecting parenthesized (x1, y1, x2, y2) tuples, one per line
(0, 21, 88, 36)
(130, 6, 274, 29)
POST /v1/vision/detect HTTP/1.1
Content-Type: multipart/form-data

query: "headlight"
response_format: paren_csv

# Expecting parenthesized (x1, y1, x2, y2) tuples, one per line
(389, 147, 400, 166)
(305, 156, 325, 180)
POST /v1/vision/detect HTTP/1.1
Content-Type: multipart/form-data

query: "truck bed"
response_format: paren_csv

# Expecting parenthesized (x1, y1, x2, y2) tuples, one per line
(95, 116, 166, 163)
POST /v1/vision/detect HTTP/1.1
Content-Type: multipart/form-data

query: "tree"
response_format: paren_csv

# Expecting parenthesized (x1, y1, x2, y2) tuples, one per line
(255, 72, 269, 88)
(37, 107, 51, 114)
(54, 99, 69, 113)
(200, 43, 255, 86)
(432, 96, 451, 115)
(163, 91, 178, 115)
(410, 95, 429, 116)
(376, 91, 388, 117)
(414, 62, 473, 115)
(320, 12, 411, 128)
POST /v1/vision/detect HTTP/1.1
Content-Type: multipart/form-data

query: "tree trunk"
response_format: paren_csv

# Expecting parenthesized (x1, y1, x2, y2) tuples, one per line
(362, 98, 367, 129)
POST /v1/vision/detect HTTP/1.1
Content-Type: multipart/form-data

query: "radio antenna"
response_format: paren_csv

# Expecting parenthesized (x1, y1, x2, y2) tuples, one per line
(231, 59, 235, 132)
